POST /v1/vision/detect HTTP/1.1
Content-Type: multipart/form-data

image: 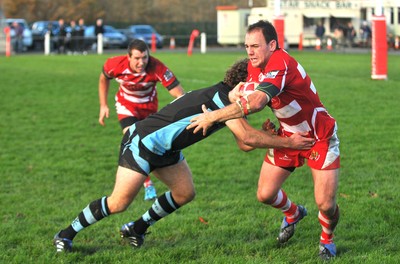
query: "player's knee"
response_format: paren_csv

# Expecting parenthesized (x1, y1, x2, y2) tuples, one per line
(256, 189, 275, 204)
(107, 197, 131, 214)
(316, 200, 336, 215)
(173, 189, 196, 206)
(183, 189, 196, 204)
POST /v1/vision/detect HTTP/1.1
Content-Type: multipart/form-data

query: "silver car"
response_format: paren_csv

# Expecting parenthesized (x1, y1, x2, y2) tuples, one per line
(84, 25, 128, 49)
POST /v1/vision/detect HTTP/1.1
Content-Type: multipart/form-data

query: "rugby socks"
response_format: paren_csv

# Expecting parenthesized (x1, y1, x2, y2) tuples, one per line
(319, 204, 340, 244)
(270, 189, 299, 224)
(59, 196, 110, 240)
(133, 191, 180, 235)
(143, 176, 154, 188)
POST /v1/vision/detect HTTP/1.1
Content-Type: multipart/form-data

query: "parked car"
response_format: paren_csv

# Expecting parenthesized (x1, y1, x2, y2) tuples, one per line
(84, 25, 128, 49)
(124, 25, 163, 49)
(30, 20, 59, 50)
(2, 18, 33, 50)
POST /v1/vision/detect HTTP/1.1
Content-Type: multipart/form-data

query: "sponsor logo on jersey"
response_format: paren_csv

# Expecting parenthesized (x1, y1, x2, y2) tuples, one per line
(164, 69, 174, 82)
(122, 68, 131, 74)
(279, 154, 292, 161)
(261, 70, 279, 80)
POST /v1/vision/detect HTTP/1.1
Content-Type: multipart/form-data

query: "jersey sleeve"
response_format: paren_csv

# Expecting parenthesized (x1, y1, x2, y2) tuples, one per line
(150, 57, 180, 90)
(255, 82, 280, 99)
(102, 56, 120, 79)
(254, 51, 288, 99)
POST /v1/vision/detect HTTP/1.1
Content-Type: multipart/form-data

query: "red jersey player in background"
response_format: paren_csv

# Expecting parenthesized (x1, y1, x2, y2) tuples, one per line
(98, 39, 185, 201)
(188, 20, 340, 261)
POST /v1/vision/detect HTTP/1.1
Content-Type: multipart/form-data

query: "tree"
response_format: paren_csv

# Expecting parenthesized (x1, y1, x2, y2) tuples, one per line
(2, 0, 265, 24)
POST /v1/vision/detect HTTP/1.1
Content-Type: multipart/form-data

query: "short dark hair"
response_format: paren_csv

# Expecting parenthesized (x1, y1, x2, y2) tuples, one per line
(247, 20, 280, 49)
(224, 58, 249, 88)
(127, 39, 149, 56)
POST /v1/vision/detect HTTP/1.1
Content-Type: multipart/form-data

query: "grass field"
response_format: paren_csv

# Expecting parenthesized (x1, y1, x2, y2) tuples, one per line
(1, 50, 399, 263)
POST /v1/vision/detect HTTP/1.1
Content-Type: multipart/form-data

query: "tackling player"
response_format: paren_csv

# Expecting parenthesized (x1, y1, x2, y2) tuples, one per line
(98, 39, 185, 201)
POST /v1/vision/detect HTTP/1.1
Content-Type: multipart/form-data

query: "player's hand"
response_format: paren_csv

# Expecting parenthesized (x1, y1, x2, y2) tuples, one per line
(98, 105, 109, 126)
(228, 82, 245, 103)
(261, 118, 278, 135)
(288, 132, 315, 150)
(187, 104, 213, 136)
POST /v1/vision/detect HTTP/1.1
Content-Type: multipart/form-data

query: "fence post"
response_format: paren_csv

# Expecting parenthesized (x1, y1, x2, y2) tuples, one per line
(151, 33, 156, 52)
(44, 31, 51, 55)
(4, 26, 11, 57)
(97, 33, 103, 54)
(200, 32, 206, 54)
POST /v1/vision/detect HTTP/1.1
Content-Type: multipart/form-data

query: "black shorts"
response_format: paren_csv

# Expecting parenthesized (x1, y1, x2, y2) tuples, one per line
(118, 125, 184, 175)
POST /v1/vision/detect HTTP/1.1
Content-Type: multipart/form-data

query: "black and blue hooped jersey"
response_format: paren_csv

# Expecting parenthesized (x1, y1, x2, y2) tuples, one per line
(134, 82, 232, 156)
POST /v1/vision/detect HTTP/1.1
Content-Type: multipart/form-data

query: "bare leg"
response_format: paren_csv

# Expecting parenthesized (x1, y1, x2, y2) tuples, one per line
(312, 168, 339, 245)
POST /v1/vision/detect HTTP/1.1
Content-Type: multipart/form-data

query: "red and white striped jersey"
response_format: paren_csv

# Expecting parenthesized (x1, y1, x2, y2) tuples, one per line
(248, 49, 336, 140)
(103, 55, 179, 104)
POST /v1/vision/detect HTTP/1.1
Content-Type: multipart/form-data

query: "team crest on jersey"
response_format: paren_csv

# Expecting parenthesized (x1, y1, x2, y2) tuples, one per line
(261, 70, 279, 80)
(164, 69, 174, 81)
(270, 96, 281, 108)
(309, 150, 320, 161)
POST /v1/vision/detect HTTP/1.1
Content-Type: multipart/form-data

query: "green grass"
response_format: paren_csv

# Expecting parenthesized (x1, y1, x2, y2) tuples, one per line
(1, 50, 400, 263)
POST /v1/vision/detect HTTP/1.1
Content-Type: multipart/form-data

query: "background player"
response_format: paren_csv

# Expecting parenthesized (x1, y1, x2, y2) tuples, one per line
(98, 39, 185, 201)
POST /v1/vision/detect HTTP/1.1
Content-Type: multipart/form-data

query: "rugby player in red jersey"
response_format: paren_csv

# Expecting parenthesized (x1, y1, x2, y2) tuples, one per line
(98, 39, 185, 201)
(188, 20, 340, 261)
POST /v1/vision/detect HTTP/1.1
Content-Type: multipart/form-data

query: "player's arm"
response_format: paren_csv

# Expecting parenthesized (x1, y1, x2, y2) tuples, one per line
(226, 118, 314, 151)
(228, 82, 245, 103)
(98, 72, 111, 126)
(187, 89, 270, 136)
(226, 118, 255, 152)
(168, 83, 185, 98)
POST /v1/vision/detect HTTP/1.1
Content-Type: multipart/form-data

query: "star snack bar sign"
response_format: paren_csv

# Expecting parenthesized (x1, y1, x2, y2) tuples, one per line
(279, 0, 353, 9)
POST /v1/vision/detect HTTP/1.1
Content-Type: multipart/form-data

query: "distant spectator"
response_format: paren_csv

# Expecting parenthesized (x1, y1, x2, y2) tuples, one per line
(359, 21, 371, 48)
(57, 19, 67, 54)
(12, 21, 24, 53)
(77, 18, 86, 54)
(345, 22, 356, 47)
(93, 18, 105, 50)
(95, 18, 105, 36)
(69, 20, 79, 53)
(315, 21, 325, 40)
(333, 23, 344, 49)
